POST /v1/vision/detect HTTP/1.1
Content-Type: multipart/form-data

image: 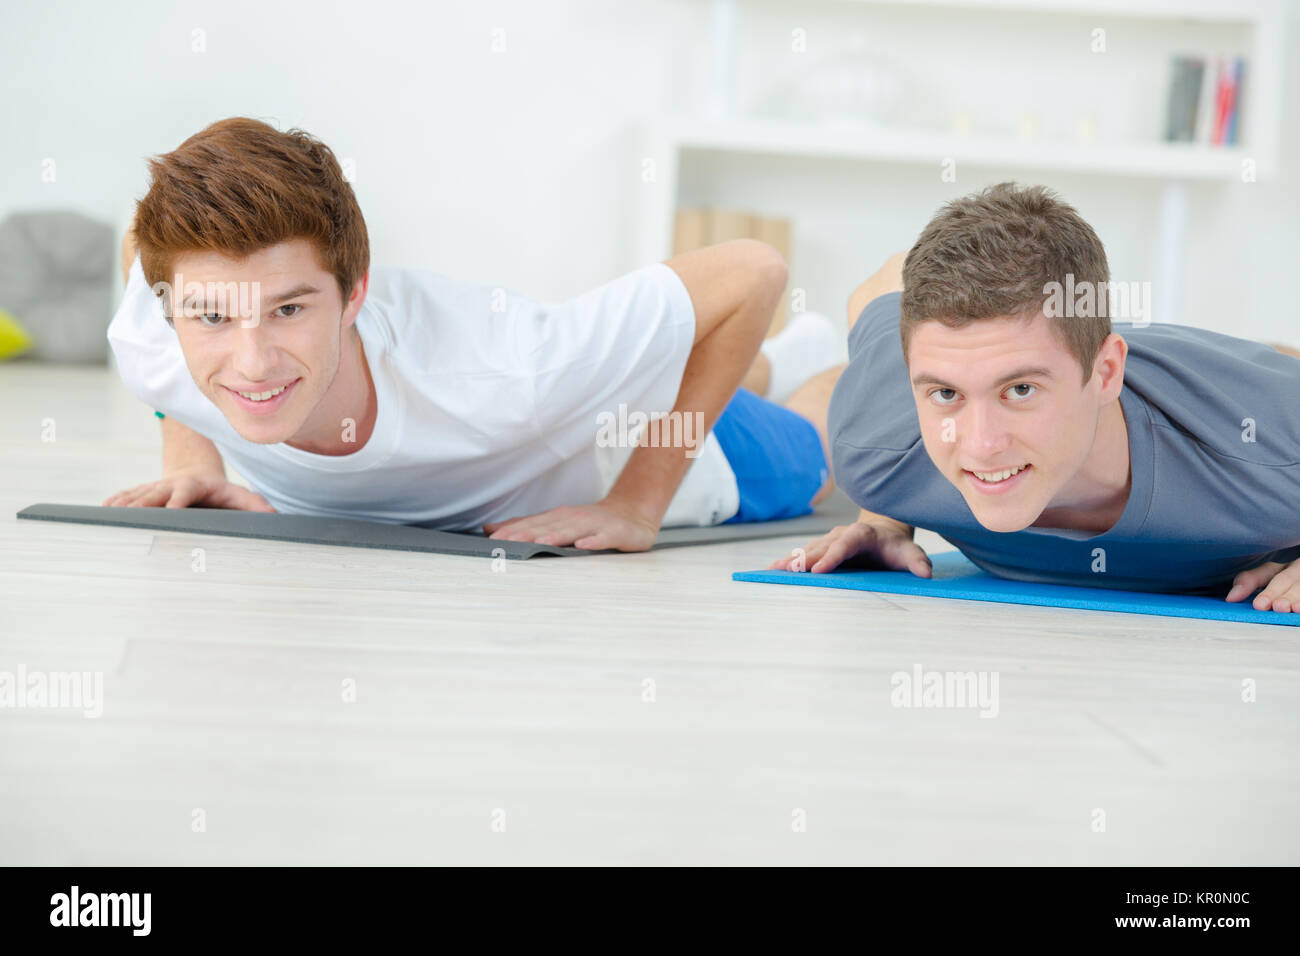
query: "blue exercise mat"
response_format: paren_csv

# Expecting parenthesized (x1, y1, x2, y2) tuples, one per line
(732, 550, 1300, 627)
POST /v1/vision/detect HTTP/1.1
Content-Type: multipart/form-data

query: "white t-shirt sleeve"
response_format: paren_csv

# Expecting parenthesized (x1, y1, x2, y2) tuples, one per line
(106, 255, 175, 406)
(511, 262, 696, 458)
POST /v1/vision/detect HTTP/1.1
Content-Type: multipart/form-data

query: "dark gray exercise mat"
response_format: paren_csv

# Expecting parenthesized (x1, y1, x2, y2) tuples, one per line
(15, 494, 861, 559)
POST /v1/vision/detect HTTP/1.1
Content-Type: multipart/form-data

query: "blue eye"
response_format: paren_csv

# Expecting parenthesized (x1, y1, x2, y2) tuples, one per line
(931, 388, 958, 405)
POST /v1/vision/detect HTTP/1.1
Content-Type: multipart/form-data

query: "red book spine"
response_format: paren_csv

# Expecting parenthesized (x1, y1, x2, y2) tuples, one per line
(1212, 57, 1233, 146)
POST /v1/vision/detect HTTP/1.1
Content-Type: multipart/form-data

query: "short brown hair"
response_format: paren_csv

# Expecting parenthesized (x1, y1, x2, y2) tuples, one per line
(133, 117, 369, 307)
(900, 182, 1110, 384)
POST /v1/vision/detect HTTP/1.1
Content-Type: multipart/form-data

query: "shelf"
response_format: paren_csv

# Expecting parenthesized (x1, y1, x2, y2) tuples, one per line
(629, 0, 1286, 315)
(837, 0, 1277, 24)
(666, 118, 1250, 181)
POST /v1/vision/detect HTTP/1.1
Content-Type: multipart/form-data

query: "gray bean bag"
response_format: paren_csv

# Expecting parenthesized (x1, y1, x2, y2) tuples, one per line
(0, 210, 115, 363)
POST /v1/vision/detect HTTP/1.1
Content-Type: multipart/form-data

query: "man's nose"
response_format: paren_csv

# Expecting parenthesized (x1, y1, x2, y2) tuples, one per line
(230, 321, 279, 376)
(959, 401, 1012, 457)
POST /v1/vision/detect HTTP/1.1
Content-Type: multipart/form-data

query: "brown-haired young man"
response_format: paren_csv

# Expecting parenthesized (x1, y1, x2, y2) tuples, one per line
(105, 118, 845, 551)
(771, 183, 1300, 613)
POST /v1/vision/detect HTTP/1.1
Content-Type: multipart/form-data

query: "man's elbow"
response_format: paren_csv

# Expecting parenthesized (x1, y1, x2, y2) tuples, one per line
(724, 238, 786, 316)
(673, 238, 788, 343)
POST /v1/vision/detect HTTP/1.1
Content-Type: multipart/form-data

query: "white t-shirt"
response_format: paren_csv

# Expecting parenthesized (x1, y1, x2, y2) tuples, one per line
(107, 255, 740, 530)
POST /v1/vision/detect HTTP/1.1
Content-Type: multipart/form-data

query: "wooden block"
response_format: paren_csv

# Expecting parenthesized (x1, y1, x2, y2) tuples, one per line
(672, 208, 708, 255)
(705, 208, 754, 245)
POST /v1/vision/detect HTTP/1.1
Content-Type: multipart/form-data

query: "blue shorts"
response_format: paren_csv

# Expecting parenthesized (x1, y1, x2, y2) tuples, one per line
(711, 387, 829, 524)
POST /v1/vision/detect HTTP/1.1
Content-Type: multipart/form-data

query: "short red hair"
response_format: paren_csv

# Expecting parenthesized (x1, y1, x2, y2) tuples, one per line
(133, 117, 369, 305)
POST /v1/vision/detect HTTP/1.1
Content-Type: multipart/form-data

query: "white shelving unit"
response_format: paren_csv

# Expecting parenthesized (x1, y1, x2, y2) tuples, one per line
(636, 0, 1285, 326)
(667, 116, 1255, 178)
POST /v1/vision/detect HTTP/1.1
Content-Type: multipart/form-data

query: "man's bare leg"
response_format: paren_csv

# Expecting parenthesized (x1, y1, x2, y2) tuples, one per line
(847, 251, 906, 333)
(743, 251, 903, 396)
(739, 309, 840, 400)
(783, 363, 846, 506)
(769, 251, 906, 506)
(740, 351, 771, 396)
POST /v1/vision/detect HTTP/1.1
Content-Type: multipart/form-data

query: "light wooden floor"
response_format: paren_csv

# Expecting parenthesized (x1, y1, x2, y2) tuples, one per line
(2, 361, 1297, 865)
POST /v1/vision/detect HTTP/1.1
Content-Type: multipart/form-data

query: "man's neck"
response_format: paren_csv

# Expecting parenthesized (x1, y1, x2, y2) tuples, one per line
(285, 325, 378, 456)
(1031, 397, 1132, 534)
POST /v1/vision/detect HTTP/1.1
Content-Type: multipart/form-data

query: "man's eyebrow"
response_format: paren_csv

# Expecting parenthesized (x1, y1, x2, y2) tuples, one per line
(910, 366, 1056, 389)
(264, 283, 321, 306)
(182, 283, 322, 310)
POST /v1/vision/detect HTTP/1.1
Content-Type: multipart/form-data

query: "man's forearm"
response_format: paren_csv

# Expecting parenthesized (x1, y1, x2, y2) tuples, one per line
(604, 242, 786, 525)
(161, 416, 225, 478)
(603, 296, 773, 523)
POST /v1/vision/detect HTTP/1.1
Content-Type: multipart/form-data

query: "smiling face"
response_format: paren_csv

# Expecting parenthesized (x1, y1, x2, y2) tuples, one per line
(166, 239, 366, 445)
(907, 311, 1120, 533)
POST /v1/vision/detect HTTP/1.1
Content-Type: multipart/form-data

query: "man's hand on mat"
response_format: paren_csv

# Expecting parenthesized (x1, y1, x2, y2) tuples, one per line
(483, 499, 659, 552)
(102, 473, 276, 512)
(767, 520, 932, 576)
(1225, 557, 1300, 613)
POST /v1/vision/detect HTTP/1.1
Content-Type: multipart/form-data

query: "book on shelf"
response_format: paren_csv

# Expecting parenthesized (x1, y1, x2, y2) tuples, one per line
(1165, 54, 1246, 147)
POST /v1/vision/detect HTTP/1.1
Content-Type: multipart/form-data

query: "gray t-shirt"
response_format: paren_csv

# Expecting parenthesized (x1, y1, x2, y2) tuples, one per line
(829, 291, 1300, 594)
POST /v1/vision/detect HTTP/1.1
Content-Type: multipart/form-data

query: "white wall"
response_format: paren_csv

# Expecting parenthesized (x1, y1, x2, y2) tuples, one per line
(0, 0, 702, 301)
(1, 0, 1296, 342)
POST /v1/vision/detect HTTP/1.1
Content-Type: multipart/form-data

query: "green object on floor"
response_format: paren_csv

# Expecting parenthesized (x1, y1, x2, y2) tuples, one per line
(155, 411, 166, 419)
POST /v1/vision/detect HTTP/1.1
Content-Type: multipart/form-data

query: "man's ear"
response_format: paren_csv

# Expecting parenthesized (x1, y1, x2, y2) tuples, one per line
(341, 271, 370, 326)
(1092, 332, 1127, 400)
